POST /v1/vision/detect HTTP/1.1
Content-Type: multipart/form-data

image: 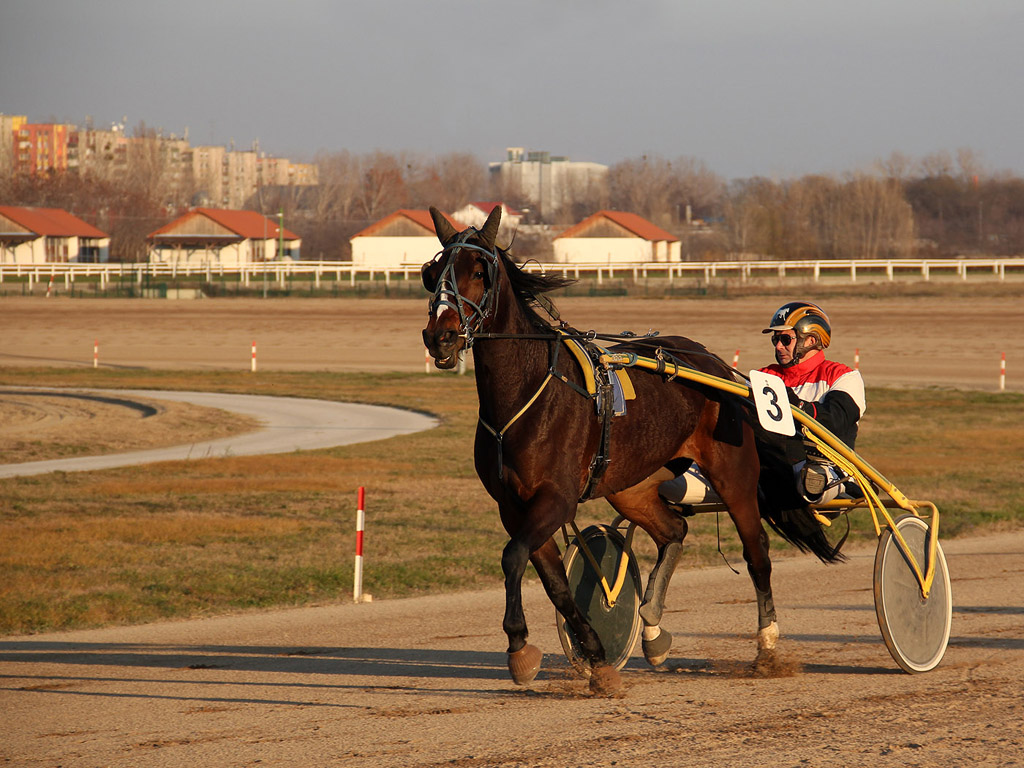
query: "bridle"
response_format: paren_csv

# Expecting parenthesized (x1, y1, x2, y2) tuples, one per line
(426, 230, 502, 349)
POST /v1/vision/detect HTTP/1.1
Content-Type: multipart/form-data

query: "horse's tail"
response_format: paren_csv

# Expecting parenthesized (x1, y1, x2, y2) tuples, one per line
(757, 491, 847, 564)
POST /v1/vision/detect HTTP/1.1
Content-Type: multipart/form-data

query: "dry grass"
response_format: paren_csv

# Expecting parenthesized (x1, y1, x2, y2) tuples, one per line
(0, 366, 1021, 635)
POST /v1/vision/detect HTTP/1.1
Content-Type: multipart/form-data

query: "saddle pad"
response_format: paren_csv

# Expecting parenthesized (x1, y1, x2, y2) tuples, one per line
(560, 335, 636, 414)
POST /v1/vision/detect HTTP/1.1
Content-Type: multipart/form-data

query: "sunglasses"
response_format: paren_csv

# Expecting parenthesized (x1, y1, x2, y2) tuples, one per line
(771, 333, 796, 346)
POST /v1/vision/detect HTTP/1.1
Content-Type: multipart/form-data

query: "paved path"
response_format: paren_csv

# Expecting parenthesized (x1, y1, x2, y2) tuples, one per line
(0, 388, 438, 478)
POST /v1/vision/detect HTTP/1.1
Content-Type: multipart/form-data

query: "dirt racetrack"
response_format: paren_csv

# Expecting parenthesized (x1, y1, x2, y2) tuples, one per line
(1, 292, 1023, 766)
(2, 530, 1022, 767)
(1, 294, 1022, 391)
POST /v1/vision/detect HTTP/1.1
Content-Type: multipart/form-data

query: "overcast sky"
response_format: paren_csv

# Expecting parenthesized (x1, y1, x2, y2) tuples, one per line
(2, 0, 1022, 180)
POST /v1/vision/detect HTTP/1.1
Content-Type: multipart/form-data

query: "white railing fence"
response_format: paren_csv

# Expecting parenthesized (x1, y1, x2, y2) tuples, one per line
(2, 257, 1023, 289)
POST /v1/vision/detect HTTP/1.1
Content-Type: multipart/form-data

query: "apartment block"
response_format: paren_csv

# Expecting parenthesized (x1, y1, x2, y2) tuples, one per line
(1, 115, 318, 209)
(489, 147, 608, 218)
(12, 121, 73, 175)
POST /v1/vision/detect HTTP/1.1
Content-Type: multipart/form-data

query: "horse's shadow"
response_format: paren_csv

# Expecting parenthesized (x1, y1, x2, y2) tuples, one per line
(0, 642, 511, 680)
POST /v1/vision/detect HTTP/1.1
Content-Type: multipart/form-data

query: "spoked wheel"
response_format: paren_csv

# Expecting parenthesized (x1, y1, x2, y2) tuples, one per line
(556, 524, 642, 673)
(873, 514, 952, 673)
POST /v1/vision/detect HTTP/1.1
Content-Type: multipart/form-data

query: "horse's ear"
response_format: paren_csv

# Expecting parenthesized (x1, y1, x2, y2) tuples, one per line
(429, 206, 459, 245)
(479, 205, 502, 249)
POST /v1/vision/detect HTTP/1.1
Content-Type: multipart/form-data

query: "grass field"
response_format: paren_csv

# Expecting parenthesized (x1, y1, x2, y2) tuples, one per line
(1, 366, 1022, 635)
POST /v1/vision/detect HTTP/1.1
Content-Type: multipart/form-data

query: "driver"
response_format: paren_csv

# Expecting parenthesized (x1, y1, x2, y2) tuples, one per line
(759, 301, 866, 502)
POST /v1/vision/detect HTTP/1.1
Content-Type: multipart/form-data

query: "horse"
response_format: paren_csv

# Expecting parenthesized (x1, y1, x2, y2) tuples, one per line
(421, 205, 840, 695)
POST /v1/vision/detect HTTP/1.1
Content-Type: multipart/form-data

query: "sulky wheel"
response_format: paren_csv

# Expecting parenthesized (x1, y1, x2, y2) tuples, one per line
(556, 524, 642, 673)
(873, 514, 952, 673)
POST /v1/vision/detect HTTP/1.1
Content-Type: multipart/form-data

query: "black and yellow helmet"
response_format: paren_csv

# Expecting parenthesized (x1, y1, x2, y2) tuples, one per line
(762, 301, 832, 349)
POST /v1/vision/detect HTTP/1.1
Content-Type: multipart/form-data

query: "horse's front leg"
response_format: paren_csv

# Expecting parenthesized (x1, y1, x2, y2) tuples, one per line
(529, 538, 622, 695)
(498, 490, 621, 695)
(500, 534, 546, 684)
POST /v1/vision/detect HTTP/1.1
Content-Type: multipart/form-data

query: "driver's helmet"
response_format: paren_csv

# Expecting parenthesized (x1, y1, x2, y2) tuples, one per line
(762, 301, 832, 349)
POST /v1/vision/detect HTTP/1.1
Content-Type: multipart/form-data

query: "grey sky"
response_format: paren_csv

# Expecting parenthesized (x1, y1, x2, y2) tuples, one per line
(2, 0, 1022, 180)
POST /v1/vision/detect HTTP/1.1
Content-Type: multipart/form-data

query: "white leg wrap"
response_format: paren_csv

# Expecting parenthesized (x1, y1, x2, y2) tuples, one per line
(757, 621, 779, 651)
(642, 624, 661, 642)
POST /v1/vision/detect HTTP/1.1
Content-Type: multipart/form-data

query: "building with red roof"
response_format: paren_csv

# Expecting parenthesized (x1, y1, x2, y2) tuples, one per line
(349, 209, 465, 269)
(147, 207, 301, 266)
(553, 210, 681, 263)
(0, 206, 110, 264)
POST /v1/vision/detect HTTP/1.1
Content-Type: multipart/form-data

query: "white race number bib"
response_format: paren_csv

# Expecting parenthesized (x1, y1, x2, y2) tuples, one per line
(749, 370, 796, 436)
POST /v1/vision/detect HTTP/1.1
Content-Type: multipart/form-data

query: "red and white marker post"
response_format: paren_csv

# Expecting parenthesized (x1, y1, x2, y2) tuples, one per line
(250, 340, 257, 373)
(1000, 352, 1006, 392)
(732, 350, 740, 369)
(854, 348, 860, 370)
(93, 339, 99, 369)
(354, 486, 366, 603)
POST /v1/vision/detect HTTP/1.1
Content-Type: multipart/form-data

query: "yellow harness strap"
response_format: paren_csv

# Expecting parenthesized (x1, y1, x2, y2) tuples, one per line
(560, 334, 636, 401)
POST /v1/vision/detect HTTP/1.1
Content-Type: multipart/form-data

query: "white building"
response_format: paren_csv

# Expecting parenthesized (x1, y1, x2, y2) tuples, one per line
(147, 208, 300, 266)
(553, 210, 680, 263)
(349, 209, 465, 269)
(489, 148, 608, 219)
(0, 205, 110, 263)
(452, 202, 523, 243)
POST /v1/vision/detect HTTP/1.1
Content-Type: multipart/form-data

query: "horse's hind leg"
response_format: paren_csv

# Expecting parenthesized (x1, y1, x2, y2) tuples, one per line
(702, 446, 779, 660)
(607, 477, 689, 667)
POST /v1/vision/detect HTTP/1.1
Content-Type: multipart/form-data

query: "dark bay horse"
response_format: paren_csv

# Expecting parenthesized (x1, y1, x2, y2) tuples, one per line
(421, 205, 837, 695)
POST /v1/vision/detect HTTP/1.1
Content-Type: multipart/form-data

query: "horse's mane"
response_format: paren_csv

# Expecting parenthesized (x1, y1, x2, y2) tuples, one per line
(496, 247, 576, 331)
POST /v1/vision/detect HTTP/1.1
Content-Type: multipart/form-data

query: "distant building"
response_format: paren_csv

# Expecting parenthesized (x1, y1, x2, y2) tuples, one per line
(553, 210, 680, 263)
(0, 206, 110, 263)
(12, 122, 73, 175)
(349, 209, 465, 269)
(452, 202, 523, 242)
(147, 208, 300, 266)
(489, 147, 608, 219)
(1, 115, 317, 209)
(0, 115, 27, 176)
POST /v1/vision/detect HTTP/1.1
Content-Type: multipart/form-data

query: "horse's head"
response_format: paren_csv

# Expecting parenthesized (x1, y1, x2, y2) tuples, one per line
(421, 205, 503, 369)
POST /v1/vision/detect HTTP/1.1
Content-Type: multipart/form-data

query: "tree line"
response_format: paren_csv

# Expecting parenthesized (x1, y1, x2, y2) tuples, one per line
(3, 145, 1022, 262)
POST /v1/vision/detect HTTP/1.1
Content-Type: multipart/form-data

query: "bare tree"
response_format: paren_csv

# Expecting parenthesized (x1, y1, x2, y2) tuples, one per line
(608, 155, 677, 223)
(312, 150, 363, 221)
(410, 152, 487, 212)
(356, 151, 408, 220)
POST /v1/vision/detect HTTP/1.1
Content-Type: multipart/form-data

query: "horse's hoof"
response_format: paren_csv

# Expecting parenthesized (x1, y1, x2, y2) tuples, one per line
(757, 621, 779, 652)
(642, 628, 673, 667)
(751, 648, 777, 677)
(588, 663, 622, 696)
(507, 644, 542, 685)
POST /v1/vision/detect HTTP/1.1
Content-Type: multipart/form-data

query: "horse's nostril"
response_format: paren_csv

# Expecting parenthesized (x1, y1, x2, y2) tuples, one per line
(440, 329, 457, 347)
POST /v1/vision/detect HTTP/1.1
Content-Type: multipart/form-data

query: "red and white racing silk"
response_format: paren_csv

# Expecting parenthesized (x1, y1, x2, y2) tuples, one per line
(760, 353, 866, 449)
(760, 354, 866, 417)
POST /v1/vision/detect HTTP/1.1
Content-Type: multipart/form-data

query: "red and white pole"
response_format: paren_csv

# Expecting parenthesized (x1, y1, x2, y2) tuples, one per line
(1000, 352, 1006, 392)
(46, 272, 54, 298)
(425, 347, 431, 374)
(354, 486, 366, 602)
(93, 339, 98, 369)
(854, 348, 860, 370)
(250, 340, 257, 373)
(732, 349, 740, 368)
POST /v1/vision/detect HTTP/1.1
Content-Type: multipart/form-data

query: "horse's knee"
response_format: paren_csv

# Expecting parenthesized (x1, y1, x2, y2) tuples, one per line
(501, 539, 525, 573)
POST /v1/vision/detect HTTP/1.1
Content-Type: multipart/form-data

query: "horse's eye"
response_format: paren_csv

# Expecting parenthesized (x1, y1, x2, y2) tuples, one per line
(473, 270, 485, 280)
